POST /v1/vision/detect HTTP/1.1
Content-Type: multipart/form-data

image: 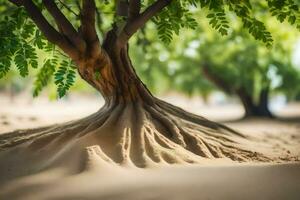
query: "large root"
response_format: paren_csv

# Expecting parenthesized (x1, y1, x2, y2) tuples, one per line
(0, 99, 289, 182)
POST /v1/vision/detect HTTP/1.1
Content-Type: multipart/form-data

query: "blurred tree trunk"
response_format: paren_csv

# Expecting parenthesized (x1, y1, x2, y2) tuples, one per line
(236, 87, 273, 118)
(202, 65, 273, 118)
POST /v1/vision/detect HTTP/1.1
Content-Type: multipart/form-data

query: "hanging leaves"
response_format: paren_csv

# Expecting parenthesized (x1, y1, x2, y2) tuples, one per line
(33, 58, 57, 97)
(1, 0, 300, 99)
(267, 0, 300, 30)
(207, 10, 229, 36)
(33, 30, 46, 49)
(0, 7, 40, 77)
(0, 6, 77, 98)
(14, 48, 28, 77)
(0, 57, 11, 79)
(153, 1, 198, 44)
(54, 60, 76, 98)
(228, 1, 274, 47)
(151, 0, 300, 47)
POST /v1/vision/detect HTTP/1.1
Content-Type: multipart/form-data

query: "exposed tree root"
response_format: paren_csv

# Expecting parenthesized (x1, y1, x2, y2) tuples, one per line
(0, 99, 274, 172)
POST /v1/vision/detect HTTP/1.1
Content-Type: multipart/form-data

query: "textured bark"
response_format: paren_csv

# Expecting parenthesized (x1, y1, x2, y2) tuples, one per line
(0, 30, 273, 171)
(0, 1, 274, 172)
(76, 29, 154, 105)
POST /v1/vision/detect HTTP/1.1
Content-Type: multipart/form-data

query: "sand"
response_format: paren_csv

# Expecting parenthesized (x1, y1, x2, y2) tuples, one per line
(1, 163, 299, 200)
(0, 94, 300, 200)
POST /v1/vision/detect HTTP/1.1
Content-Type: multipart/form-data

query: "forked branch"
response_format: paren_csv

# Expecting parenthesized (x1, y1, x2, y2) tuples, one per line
(9, 0, 80, 60)
(42, 0, 86, 52)
(119, 0, 172, 45)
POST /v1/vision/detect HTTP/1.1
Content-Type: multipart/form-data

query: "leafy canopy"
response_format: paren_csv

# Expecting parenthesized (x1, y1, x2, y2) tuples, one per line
(132, 8, 300, 100)
(0, 0, 299, 98)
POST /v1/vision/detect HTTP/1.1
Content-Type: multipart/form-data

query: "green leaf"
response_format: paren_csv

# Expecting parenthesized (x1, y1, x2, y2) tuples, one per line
(14, 49, 28, 77)
(54, 60, 76, 98)
(33, 59, 56, 97)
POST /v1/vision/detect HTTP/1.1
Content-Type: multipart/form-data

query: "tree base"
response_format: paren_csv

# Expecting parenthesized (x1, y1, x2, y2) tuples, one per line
(0, 98, 281, 181)
(243, 108, 274, 119)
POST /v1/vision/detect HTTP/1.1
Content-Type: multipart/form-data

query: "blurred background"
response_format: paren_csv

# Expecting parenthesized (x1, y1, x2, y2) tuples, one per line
(0, 7, 300, 135)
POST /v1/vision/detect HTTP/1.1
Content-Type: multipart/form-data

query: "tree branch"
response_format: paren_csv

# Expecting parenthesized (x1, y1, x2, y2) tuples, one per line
(118, 0, 172, 45)
(128, 0, 141, 20)
(42, 0, 86, 52)
(116, 0, 128, 17)
(81, 0, 98, 43)
(202, 63, 232, 94)
(80, 0, 101, 58)
(9, 0, 79, 60)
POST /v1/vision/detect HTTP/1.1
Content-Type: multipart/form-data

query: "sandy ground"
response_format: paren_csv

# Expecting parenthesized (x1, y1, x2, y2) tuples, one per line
(0, 93, 300, 200)
(1, 163, 300, 200)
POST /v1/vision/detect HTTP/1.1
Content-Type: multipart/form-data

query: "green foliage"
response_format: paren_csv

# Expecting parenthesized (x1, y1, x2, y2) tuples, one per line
(33, 58, 57, 97)
(153, 0, 199, 44)
(207, 10, 229, 36)
(132, 6, 300, 101)
(14, 43, 38, 77)
(273, 61, 300, 99)
(0, 5, 77, 98)
(33, 30, 46, 49)
(0, 57, 11, 79)
(0, 8, 39, 78)
(197, 26, 300, 102)
(54, 60, 76, 98)
(1, 0, 300, 100)
(267, 0, 300, 30)
(227, 1, 273, 47)
(150, 0, 300, 47)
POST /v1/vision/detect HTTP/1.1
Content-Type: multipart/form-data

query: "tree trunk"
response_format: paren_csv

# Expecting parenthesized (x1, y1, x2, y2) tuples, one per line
(257, 87, 273, 117)
(236, 88, 273, 118)
(76, 29, 154, 106)
(0, 30, 273, 183)
(202, 64, 273, 118)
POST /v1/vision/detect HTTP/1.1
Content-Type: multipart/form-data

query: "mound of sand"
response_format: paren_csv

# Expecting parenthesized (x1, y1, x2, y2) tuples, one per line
(0, 96, 299, 199)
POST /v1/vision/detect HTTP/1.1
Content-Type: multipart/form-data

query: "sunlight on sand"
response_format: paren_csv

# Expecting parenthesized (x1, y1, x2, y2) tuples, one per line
(0, 94, 299, 200)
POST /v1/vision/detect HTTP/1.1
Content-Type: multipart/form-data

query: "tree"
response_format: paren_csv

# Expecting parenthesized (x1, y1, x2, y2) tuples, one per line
(0, 0, 300, 170)
(132, 13, 300, 118)
(199, 12, 300, 118)
(200, 34, 298, 118)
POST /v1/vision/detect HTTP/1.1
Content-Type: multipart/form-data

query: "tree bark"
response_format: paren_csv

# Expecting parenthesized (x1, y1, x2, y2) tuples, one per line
(76, 29, 154, 105)
(0, 30, 272, 173)
(0, 1, 275, 178)
(236, 88, 273, 118)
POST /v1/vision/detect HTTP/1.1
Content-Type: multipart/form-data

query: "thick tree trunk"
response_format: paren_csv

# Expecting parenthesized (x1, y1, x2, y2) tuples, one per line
(76, 29, 153, 106)
(2, 0, 294, 189)
(0, 30, 275, 183)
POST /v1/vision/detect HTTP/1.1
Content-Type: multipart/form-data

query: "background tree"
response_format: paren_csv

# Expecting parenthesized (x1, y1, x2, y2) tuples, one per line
(0, 0, 300, 171)
(132, 13, 300, 117)
(200, 32, 300, 118)
(198, 7, 300, 118)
